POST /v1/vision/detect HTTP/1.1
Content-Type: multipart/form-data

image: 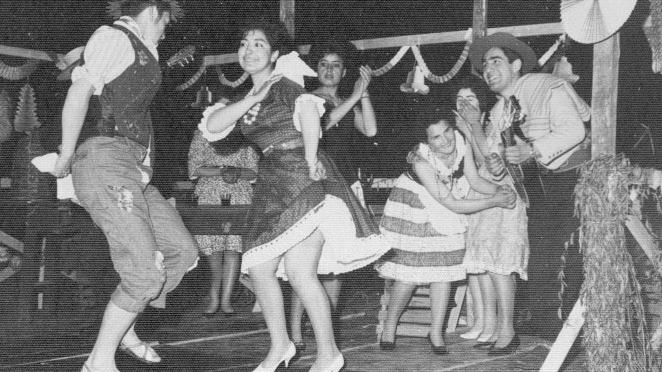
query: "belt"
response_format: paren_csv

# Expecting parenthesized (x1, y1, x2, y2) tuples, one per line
(262, 138, 305, 156)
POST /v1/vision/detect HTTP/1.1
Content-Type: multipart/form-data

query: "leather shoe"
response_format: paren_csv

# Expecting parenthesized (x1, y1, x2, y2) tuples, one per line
(427, 335, 448, 355)
(487, 335, 520, 356)
(379, 336, 396, 351)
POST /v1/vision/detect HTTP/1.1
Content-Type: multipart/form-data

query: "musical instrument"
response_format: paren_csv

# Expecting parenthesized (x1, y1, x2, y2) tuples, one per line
(499, 96, 530, 207)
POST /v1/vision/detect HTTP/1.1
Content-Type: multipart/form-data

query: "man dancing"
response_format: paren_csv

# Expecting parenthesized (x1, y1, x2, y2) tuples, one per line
(51, 1, 198, 371)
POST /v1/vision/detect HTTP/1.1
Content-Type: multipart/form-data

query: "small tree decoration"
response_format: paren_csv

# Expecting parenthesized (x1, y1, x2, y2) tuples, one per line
(0, 90, 13, 145)
(11, 84, 52, 202)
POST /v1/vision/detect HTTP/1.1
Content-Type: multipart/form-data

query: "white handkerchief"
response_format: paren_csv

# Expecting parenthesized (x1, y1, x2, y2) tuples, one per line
(273, 51, 317, 87)
(31, 153, 78, 202)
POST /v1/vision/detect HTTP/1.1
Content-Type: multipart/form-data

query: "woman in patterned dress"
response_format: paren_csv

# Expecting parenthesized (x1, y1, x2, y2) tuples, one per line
(188, 126, 258, 316)
(455, 76, 529, 353)
(289, 41, 377, 351)
(201, 20, 388, 372)
(375, 105, 516, 354)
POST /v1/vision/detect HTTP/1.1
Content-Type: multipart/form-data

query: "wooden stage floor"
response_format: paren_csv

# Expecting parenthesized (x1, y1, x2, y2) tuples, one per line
(1, 307, 587, 372)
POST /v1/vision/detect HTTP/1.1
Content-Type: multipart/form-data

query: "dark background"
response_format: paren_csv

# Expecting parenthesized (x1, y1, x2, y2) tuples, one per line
(0, 0, 660, 196)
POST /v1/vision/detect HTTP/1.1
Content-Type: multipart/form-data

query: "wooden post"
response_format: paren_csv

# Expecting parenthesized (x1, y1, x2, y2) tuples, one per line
(473, 0, 488, 39)
(591, 34, 620, 158)
(280, 0, 295, 38)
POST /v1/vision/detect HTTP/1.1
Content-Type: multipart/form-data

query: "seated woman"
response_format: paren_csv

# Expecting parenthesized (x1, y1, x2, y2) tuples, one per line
(201, 20, 389, 372)
(375, 104, 516, 354)
(188, 121, 258, 317)
(289, 40, 377, 351)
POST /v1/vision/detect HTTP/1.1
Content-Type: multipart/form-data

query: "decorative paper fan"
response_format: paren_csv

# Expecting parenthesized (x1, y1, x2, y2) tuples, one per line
(561, 0, 637, 44)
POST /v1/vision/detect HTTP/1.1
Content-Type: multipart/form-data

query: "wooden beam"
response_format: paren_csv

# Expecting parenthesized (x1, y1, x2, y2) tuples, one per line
(202, 22, 564, 67)
(280, 0, 295, 37)
(0, 44, 62, 62)
(591, 34, 620, 158)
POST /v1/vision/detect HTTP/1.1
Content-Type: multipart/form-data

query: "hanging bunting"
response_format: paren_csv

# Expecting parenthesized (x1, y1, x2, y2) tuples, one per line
(0, 58, 39, 81)
(410, 28, 473, 84)
(370, 46, 410, 77)
(214, 66, 249, 88)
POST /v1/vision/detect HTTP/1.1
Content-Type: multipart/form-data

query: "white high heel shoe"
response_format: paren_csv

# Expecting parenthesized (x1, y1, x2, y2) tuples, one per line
(253, 341, 296, 372)
(310, 354, 344, 372)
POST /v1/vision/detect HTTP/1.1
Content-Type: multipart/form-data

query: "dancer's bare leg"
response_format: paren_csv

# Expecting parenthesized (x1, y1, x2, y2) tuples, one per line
(248, 257, 290, 368)
(289, 294, 306, 344)
(489, 272, 516, 348)
(478, 274, 498, 343)
(380, 281, 416, 343)
(84, 302, 138, 371)
(461, 274, 485, 339)
(322, 277, 342, 310)
(429, 281, 451, 347)
(284, 230, 341, 372)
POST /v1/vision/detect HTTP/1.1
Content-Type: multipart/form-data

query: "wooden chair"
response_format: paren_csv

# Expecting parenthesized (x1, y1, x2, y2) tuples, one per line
(376, 279, 467, 339)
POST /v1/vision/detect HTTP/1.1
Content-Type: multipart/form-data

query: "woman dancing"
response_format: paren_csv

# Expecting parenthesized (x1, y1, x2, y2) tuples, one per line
(455, 75, 529, 355)
(289, 41, 377, 351)
(375, 104, 516, 354)
(201, 20, 387, 372)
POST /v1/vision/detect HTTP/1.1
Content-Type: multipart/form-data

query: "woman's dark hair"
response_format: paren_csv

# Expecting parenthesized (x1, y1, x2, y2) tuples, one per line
(239, 19, 294, 56)
(452, 75, 494, 113)
(209, 127, 252, 156)
(414, 102, 456, 142)
(308, 41, 356, 71)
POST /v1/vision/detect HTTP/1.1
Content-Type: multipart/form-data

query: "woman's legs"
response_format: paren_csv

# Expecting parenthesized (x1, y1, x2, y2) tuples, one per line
(461, 274, 484, 338)
(489, 272, 517, 348)
(248, 256, 290, 368)
(204, 251, 223, 314)
(284, 230, 341, 371)
(290, 276, 342, 345)
(220, 250, 240, 313)
(429, 281, 451, 347)
(289, 293, 306, 344)
(478, 274, 498, 342)
(380, 281, 417, 343)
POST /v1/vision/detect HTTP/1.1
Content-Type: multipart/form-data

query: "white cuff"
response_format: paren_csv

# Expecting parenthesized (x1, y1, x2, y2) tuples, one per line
(293, 94, 325, 135)
(198, 101, 234, 142)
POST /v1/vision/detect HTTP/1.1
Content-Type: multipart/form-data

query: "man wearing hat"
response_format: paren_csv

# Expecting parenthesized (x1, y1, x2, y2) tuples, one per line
(50, 1, 198, 371)
(466, 32, 590, 346)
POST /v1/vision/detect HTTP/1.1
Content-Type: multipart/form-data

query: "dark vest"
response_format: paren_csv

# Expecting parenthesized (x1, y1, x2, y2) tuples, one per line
(88, 24, 162, 149)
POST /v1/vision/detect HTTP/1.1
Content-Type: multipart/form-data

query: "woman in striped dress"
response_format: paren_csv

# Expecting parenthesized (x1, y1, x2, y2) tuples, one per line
(375, 105, 516, 353)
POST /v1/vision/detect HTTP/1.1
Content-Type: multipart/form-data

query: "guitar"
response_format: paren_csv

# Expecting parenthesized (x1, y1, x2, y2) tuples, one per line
(165, 45, 196, 69)
(499, 96, 530, 208)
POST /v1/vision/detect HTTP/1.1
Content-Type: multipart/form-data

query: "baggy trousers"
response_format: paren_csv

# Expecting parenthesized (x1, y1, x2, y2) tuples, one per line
(72, 136, 199, 313)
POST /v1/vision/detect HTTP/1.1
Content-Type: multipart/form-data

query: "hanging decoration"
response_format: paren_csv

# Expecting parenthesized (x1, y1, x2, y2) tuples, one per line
(190, 85, 213, 108)
(644, 0, 662, 74)
(214, 66, 250, 88)
(176, 65, 206, 91)
(370, 46, 410, 77)
(14, 84, 41, 133)
(553, 56, 580, 84)
(561, 0, 636, 44)
(399, 65, 429, 95)
(0, 58, 39, 81)
(538, 33, 566, 67)
(0, 90, 13, 144)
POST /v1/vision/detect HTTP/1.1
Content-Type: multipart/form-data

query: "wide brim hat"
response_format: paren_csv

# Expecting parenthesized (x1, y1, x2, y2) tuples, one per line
(469, 32, 538, 75)
(56, 46, 85, 81)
